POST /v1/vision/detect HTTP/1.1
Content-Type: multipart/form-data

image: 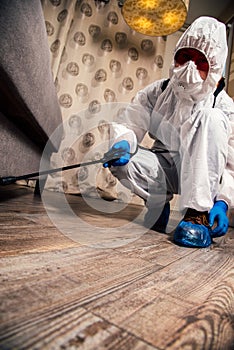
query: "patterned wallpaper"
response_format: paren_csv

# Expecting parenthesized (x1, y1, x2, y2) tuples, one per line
(41, 0, 167, 201)
(227, 20, 234, 100)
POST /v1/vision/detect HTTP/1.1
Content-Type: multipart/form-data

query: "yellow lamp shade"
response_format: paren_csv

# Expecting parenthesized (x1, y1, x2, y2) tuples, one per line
(122, 0, 188, 36)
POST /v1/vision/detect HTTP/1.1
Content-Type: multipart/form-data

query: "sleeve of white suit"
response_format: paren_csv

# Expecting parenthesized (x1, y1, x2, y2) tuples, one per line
(108, 122, 138, 153)
(109, 79, 165, 153)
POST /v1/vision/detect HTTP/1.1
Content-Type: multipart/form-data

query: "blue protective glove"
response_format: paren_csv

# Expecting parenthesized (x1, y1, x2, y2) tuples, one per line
(103, 140, 130, 168)
(209, 200, 229, 237)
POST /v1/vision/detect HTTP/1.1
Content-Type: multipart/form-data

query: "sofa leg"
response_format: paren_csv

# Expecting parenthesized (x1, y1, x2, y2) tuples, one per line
(34, 177, 47, 197)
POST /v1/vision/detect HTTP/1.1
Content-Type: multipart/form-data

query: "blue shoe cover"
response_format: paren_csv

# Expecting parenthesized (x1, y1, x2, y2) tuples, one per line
(174, 220, 212, 248)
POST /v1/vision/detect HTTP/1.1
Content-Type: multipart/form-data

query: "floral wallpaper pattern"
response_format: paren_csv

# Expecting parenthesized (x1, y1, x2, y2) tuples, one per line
(41, 0, 167, 201)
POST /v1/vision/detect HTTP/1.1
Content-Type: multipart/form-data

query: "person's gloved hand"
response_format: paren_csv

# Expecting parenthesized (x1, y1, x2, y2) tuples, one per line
(209, 200, 229, 237)
(103, 140, 130, 168)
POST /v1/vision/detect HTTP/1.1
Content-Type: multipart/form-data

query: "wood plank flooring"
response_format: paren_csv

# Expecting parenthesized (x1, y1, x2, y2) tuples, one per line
(0, 184, 233, 350)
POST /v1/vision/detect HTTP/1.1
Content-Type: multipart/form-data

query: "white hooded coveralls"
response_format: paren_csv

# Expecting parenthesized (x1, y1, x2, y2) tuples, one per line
(109, 17, 234, 212)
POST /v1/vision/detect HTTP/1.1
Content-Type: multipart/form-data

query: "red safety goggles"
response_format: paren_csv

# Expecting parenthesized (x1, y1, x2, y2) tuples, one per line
(175, 48, 209, 72)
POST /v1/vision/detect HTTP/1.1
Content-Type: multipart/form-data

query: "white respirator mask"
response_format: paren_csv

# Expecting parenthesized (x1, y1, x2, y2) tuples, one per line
(169, 61, 210, 102)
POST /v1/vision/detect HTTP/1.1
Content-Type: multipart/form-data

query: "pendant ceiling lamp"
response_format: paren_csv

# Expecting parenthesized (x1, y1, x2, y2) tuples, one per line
(122, 0, 188, 36)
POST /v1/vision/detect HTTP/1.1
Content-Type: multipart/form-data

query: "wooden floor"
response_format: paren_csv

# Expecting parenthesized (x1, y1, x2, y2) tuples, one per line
(0, 184, 233, 350)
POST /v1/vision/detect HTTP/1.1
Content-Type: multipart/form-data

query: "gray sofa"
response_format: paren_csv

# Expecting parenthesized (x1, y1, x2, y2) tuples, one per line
(0, 0, 63, 183)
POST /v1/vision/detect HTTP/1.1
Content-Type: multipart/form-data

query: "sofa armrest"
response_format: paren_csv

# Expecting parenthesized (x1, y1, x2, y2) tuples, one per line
(0, 0, 63, 153)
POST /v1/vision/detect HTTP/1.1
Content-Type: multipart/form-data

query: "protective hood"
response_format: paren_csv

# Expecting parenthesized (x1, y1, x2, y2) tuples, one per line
(170, 16, 228, 98)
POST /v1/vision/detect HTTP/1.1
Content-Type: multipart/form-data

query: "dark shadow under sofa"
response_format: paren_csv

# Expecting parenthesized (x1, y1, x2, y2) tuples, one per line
(0, 0, 63, 191)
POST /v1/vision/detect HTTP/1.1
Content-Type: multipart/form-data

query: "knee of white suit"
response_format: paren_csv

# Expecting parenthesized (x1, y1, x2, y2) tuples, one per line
(179, 107, 230, 212)
(109, 148, 169, 204)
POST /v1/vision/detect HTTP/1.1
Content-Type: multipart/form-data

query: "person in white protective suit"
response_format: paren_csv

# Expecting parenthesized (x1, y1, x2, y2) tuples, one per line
(103, 16, 234, 248)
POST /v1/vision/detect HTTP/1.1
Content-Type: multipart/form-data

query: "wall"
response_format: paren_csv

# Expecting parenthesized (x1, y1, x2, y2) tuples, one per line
(41, 0, 168, 203)
(226, 20, 234, 99)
